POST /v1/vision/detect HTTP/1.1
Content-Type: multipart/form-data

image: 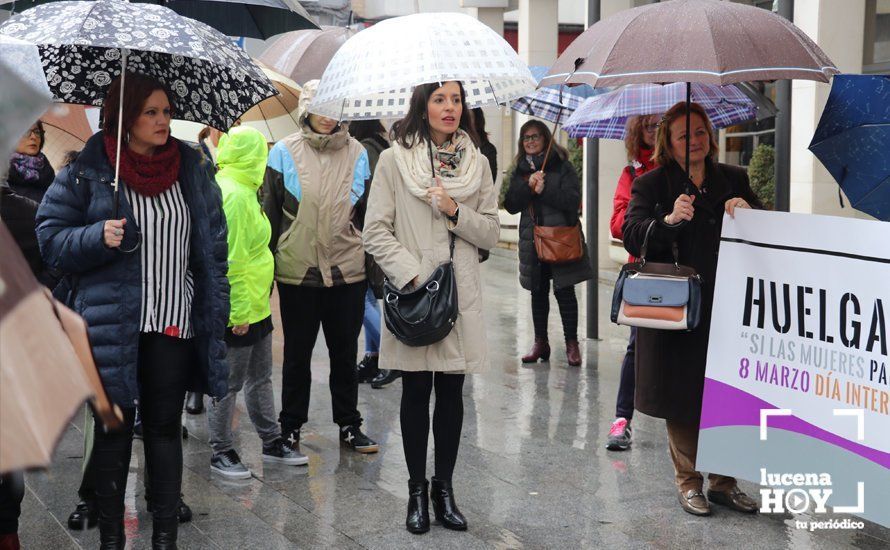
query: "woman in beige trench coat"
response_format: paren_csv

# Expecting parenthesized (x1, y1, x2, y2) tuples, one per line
(362, 81, 500, 535)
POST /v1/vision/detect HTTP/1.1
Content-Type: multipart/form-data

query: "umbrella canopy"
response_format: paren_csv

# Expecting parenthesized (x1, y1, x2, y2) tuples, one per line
(0, 35, 51, 99)
(1, 0, 319, 38)
(510, 65, 605, 123)
(809, 74, 890, 221)
(540, 0, 838, 89)
(0, 38, 51, 163)
(171, 62, 301, 143)
(259, 25, 357, 86)
(0, 0, 279, 130)
(310, 12, 536, 121)
(0, 221, 121, 473)
(39, 104, 100, 169)
(564, 82, 758, 140)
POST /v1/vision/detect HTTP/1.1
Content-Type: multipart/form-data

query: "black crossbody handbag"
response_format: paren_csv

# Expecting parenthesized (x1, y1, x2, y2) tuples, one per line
(382, 233, 459, 347)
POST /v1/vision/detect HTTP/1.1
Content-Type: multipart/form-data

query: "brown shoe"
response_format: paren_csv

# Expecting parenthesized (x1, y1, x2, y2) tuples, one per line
(678, 489, 711, 516)
(522, 338, 550, 363)
(566, 340, 582, 367)
(707, 486, 758, 513)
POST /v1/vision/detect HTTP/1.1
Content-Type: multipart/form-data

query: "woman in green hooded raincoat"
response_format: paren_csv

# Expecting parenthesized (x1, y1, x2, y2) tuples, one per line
(207, 126, 306, 479)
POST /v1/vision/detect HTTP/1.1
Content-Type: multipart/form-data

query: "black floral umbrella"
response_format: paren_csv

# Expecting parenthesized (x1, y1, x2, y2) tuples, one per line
(0, 0, 278, 214)
(1, 0, 319, 39)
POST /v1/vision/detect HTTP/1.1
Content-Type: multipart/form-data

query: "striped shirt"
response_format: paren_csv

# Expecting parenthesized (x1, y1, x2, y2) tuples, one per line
(124, 182, 194, 339)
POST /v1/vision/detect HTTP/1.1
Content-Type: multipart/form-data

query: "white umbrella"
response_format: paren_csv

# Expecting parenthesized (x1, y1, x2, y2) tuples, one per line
(0, 37, 52, 164)
(0, 35, 51, 99)
(310, 12, 536, 121)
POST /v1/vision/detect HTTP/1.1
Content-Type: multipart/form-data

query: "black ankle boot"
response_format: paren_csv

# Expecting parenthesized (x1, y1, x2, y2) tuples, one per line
(98, 519, 125, 550)
(152, 517, 178, 549)
(406, 479, 430, 534)
(430, 477, 467, 531)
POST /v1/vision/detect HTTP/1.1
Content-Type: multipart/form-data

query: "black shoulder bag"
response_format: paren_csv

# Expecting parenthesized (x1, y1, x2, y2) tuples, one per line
(382, 233, 459, 347)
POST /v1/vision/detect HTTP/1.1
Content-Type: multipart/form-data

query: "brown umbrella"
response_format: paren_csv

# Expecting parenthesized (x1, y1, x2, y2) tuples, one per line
(0, 222, 122, 474)
(539, 0, 838, 184)
(259, 25, 357, 86)
(539, 0, 838, 89)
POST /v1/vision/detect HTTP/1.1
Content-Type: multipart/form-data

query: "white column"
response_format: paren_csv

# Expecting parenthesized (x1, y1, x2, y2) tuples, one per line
(518, 0, 558, 66)
(790, 0, 866, 217)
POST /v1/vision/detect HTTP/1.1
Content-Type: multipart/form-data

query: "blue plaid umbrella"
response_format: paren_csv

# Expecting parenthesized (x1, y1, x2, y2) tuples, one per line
(510, 65, 604, 123)
(809, 74, 890, 221)
(563, 82, 758, 139)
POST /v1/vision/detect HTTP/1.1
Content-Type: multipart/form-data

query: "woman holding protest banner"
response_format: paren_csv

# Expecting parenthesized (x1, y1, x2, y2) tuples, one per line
(622, 102, 762, 517)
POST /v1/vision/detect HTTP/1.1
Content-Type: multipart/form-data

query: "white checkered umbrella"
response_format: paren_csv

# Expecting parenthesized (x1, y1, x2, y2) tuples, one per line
(309, 12, 536, 121)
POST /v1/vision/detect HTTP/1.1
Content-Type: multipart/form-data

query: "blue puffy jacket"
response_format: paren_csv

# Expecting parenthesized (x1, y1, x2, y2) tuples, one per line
(36, 132, 230, 407)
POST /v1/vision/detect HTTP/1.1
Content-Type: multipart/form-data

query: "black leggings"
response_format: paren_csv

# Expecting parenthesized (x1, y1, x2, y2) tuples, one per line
(531, 265, 578, 342)
(400, 371, 465, 483)
(92, 333, 191, 531)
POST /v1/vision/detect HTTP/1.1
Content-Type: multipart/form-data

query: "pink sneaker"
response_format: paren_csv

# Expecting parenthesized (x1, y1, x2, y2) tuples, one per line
(606, 417, 632, 451)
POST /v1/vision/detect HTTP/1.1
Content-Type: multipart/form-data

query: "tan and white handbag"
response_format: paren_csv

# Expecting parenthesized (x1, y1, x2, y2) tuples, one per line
(610, 220, 702, 331)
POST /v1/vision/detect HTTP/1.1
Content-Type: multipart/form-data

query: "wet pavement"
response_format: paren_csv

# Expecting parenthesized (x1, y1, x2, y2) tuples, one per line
(18, 253, 890, 549)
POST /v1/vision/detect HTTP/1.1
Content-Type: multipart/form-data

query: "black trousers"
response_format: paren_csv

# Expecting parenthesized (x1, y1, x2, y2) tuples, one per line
(92, 333, 191, 532)
(278, 281, 365, 434)
(0, 473, 24, 535)
(531, 265, 579, 342)
(615, 327, 637, 420)
(400, 371, 465, 483)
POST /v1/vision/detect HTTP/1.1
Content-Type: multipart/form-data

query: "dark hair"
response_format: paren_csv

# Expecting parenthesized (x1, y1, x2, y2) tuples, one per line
(391, 81, 479, 149)
(32, 120, 46, 152)
(62, 149, 80, 167)
(513, 119, 567, 168)
(102, 73, 173, 138)
(472, 108, 491, 146)
(348, 119, 386, 142)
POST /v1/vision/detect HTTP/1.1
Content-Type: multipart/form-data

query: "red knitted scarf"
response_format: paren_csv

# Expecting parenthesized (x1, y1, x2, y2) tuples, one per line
(103, 134, 181, 197)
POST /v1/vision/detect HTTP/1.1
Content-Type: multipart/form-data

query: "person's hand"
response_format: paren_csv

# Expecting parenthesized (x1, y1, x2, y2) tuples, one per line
(529, 171, 545, 194)
(427, 177, 458, 217)
(232, 323, 249, 336)
(103, 218, 127, 248)
(664, 194, 695, 225)
(725, 197, 751, 219)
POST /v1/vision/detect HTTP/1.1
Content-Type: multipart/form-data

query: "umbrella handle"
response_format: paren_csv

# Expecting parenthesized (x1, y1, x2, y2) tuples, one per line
(540, 58, 583, 173)
(112, 48, 128, 220)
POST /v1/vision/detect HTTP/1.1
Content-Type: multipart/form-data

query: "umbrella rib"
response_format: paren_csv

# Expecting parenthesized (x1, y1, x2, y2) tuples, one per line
(850, 174, 890, 209)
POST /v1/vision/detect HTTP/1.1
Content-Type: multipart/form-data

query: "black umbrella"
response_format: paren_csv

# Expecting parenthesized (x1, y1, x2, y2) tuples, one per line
(1, 0, 318, 38)
(1, 0, 279, 216)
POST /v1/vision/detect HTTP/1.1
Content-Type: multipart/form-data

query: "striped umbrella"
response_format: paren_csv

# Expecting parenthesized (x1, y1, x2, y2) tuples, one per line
(510, 66, 604, 123)
(564, 82, 759, 139)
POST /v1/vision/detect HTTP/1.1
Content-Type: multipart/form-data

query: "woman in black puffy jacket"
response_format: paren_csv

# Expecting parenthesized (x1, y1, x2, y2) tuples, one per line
(504, 120, 593, 367)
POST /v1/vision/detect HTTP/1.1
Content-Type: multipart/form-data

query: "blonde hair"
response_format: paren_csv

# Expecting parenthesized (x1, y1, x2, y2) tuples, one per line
(652, 102, 719, 167)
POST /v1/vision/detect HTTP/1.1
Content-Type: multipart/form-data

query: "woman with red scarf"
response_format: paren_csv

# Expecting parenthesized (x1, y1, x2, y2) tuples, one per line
(36, 73, 229, 549)
(605, 114, 659, 452)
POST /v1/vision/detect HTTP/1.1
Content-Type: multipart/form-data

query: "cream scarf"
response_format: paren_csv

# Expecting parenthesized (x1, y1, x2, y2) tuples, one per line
(392, 129, 484, 202)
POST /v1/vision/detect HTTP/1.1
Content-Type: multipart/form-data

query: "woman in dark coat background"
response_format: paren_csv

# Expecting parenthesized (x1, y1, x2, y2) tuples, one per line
(622, 102, 761, 517)
(7, 120, 55, 204)
(36, 73, 229, 548)
(504, 120, 593, 367)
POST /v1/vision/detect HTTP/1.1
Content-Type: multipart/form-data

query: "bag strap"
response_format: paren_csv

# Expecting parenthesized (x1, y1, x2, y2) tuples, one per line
(448, 231, 456, 261)
(639, 218, 679, 267)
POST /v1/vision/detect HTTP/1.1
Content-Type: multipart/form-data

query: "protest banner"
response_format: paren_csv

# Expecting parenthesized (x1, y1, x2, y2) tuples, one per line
(697, 209, 889, 529)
